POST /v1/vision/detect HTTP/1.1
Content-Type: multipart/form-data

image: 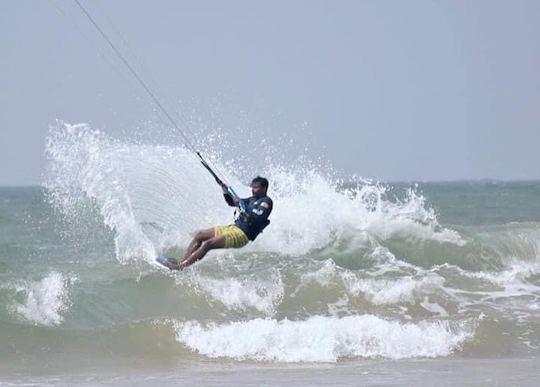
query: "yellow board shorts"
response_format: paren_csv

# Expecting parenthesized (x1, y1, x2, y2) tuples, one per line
(214, 224, 249, 249)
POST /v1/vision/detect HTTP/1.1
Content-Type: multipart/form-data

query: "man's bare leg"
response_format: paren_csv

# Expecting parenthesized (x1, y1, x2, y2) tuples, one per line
(183, 228, 214, 260)
(179, 235, 226, 270)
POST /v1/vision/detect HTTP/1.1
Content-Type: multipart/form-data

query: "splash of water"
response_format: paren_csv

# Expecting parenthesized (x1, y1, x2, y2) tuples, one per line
(13, 272, 73, 327)
(44, 121, 460, 265)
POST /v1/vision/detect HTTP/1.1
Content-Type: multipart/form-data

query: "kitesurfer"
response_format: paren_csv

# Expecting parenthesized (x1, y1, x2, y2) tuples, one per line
(159, 176, 273, 270)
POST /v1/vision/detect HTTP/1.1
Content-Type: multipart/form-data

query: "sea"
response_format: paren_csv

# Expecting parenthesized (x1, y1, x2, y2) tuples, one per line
(1, 122, 540, 386)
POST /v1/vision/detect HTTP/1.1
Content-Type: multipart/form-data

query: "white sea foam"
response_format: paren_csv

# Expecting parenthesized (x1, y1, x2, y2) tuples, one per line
(193, 270, 284, 315)
(437, 259, 540, 295)
(298, 259, 339, 288)
(174, 315, 475, 362)
(420, 297, 449, 317)
(342, 271, 447, 305)
(295, 258, 447, 307)
(427, 260, 540, 320)
(255, 169, 465, 256)
(14, 272, 72, 326)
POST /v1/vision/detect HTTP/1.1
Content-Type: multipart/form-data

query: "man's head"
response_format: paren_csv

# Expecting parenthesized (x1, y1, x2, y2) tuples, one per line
(251, 176, 269, 198)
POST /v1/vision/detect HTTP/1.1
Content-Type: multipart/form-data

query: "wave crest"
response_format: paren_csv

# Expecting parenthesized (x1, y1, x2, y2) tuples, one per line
(174, 315, 475, 362)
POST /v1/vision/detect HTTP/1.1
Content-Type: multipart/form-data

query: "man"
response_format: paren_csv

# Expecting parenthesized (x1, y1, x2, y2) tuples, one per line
(159, 176, 273, 270)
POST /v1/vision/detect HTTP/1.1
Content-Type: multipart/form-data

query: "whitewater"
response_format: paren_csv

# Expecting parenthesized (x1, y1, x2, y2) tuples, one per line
(1, 122, 540, 385)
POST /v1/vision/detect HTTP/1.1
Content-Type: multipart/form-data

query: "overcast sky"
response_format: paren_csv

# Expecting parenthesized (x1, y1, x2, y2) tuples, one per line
(1, 0, 539, 185)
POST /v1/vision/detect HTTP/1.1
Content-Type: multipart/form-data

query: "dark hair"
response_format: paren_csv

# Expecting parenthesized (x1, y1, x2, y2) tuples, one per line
(251, 176, 269, 189)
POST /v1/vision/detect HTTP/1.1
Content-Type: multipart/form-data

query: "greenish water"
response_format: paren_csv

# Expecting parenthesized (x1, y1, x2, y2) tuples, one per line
(1, 123, 540, 381)
(2, 180, 540, 374)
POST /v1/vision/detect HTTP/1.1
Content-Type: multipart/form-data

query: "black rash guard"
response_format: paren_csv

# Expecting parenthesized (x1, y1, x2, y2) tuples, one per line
(224, 193, 273, 241)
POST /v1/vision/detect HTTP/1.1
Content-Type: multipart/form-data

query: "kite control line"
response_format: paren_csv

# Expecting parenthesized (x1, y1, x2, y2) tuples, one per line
(74, 0, 235, 193)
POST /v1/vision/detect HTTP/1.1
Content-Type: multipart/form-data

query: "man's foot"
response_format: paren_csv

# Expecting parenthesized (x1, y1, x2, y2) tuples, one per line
(156, 255, 180, 270)
(178, 260, 190, 270)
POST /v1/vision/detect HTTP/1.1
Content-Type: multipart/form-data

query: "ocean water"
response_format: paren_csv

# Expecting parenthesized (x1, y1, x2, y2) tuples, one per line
(1, 122, 540, 385)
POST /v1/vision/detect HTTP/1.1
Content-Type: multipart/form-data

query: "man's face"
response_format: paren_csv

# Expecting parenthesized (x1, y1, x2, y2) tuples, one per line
(251, 182, 265, 197)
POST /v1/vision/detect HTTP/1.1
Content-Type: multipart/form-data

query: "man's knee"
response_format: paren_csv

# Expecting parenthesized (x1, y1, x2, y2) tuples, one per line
(198, 240, 212, 253)
(201, 236, 225, 251)
(195, 228, 214, 242)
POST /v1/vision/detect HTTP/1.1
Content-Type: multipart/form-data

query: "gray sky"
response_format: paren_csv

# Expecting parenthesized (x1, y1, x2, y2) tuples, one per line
(1, 0, 540, 185)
